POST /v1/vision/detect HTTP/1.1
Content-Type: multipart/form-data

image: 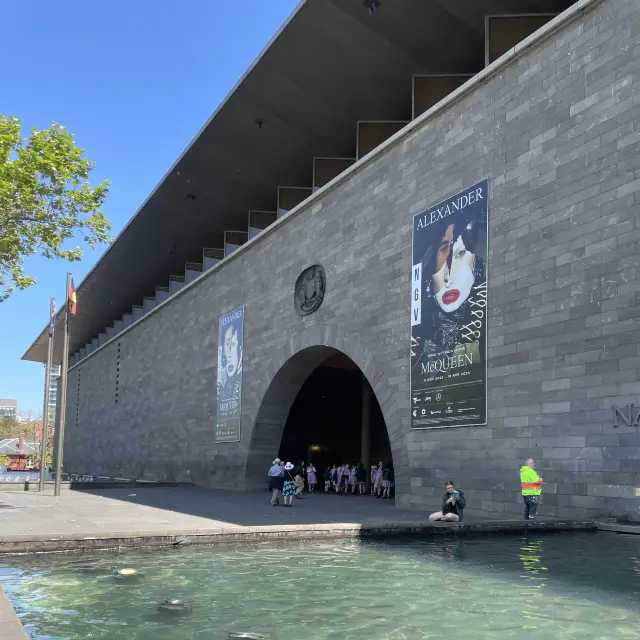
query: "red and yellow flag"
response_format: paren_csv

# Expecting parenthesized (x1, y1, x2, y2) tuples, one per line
(68, 278, 77, 315)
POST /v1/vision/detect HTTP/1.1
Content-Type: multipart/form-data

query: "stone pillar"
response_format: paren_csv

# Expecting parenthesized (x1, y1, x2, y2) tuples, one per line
(361, 375, 371, 482)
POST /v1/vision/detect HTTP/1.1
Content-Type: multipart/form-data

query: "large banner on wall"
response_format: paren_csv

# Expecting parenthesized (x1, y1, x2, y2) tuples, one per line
(216, 305, 244, 443)
(410, 179, 488, 429)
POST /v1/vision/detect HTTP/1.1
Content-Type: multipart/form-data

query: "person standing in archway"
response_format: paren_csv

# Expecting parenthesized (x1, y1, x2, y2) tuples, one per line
(349, 464, 358, 494)
(307, 463, 317, 493)
(340, 464, 350, 495)
(294, 462, 305, 498)
(268, 458, 284, 506)
(356, 463, 366, 495)
(374, 462, 384, 498)
(381, 463, 393, 499)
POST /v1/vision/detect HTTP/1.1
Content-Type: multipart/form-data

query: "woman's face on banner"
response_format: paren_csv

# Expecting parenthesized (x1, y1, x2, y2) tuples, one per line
(431, 223, 476, 313)
(224, 326, 240, 376)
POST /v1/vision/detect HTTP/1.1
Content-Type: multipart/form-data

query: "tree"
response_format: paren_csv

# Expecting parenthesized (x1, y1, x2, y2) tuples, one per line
(0, 415, 17, 439)
(0, 115, 111, 301)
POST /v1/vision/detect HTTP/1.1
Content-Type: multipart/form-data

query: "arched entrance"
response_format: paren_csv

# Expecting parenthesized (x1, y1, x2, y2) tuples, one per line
(278, 352, 391, 473)
(243, 333, 405, 496)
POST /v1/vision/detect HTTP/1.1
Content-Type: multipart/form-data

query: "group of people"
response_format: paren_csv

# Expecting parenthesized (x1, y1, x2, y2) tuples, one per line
(269, 456, 544, 521)
(427, 458, 543, 523)
(324, 462, 394, 498)
(267, 459, 394, 506)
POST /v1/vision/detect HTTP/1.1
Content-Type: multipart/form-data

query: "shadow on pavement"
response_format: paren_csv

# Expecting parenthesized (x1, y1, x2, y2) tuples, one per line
(73, 485, 423, 527)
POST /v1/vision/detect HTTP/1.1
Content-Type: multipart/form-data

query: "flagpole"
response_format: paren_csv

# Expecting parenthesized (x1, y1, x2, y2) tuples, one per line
(54, 273, 71, 497)
(38, 298, 55, 491)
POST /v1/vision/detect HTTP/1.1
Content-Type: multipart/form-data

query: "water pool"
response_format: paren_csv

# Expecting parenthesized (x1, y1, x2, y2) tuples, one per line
(1, 532, 639, 639)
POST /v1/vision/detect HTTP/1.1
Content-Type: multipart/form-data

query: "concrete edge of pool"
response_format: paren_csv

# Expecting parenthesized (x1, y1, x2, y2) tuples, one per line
(0, 587, 28, 640)
(0, 519, 597, 554)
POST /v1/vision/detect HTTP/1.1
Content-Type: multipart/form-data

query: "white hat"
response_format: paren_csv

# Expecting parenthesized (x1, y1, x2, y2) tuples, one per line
(272, 458, 281, 465)
(284, 462, 294, 470)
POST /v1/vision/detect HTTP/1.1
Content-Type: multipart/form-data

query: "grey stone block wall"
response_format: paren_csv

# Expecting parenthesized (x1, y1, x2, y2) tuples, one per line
(64, 0, 640, 518)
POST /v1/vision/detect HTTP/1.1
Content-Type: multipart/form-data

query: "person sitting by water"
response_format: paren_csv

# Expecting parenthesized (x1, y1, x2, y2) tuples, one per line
(429, 481, 466, 522)
(268, 458, 284, 506)
(282, 462, 297, 507)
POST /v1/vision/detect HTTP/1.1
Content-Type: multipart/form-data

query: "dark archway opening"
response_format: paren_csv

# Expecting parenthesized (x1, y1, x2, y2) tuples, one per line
(278, 353, 392, 478)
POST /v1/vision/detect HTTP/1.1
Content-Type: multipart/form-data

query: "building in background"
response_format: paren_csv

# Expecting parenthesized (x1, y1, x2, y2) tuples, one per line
(22, 0, 640, 519)
(0, 400, 17, 420)
(0, 438, 38, 470)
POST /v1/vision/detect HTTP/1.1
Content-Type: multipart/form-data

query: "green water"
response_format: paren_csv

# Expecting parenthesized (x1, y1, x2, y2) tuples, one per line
(1, 532, 640, 639)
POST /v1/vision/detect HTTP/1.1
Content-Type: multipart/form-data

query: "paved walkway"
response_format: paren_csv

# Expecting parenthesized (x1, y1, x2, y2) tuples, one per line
(0, 486, 592, 552)
(0, 486, 429, 535)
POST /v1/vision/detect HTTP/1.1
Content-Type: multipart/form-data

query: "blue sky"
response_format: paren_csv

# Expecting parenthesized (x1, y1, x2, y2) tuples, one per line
(0, 0, 300, 415)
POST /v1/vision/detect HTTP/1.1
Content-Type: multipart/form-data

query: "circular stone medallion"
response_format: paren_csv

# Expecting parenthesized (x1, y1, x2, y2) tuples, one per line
(294, 265, 326, 316)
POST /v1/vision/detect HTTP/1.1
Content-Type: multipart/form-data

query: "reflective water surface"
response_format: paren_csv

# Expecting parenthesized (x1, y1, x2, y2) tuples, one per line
(1, 532, 640, 639)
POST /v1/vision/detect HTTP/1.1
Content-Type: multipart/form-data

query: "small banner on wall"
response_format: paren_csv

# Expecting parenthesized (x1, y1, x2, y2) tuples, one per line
(410, 179, 488, 429)
(216, 305, 244, 443)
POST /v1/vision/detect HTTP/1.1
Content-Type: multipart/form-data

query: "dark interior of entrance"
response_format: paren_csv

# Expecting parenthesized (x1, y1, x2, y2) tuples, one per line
(278, 354, 392, 473)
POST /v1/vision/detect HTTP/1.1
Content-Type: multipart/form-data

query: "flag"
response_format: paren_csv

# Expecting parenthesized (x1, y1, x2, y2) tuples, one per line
(68, 278, 77, 315)
(48, 299, 56, 336)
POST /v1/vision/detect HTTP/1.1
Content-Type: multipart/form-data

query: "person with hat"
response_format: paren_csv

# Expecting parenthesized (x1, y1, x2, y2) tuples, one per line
(282, 462, 297, 507)
(268, 458, 284, 506)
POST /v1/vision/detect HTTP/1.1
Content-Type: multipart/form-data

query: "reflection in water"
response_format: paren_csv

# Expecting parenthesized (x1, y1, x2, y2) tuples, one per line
(1, 532, 640, 640)
(518, 538, 548, 631)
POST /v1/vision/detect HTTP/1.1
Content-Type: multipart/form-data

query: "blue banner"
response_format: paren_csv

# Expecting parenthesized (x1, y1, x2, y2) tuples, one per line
(216, 305, 244, 443)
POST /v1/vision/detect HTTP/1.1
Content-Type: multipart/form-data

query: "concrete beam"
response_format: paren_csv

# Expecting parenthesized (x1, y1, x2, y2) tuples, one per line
(248, 210, 277, 239)
(412, 74, 475, 119)
(485, 13, 558, 65)
(356, 121, 409, 159)
(224, 231, 249, 257)
(277, 187, 312, 218)
(312, 158, 355, 192)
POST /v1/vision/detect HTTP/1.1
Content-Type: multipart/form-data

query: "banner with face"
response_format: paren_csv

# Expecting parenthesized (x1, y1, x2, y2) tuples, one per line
(410, 180, 488, 429)
(216, 305, 244, 442)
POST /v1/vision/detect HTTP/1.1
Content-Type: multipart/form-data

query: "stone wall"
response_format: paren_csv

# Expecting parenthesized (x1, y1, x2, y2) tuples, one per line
(65, 0, 640, 518)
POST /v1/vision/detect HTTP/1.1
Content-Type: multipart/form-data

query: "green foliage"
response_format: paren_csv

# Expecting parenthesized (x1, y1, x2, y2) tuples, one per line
(0, 453, 10, 468)
(45, 435, 54, 469)
(0, 115, 111, 300)
(0, 415, 17, 439)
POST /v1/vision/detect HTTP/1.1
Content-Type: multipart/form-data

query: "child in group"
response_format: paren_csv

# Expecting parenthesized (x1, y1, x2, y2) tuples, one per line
(370, 465, 377, 495)
(294, 464, 305, 498)
(307, 463, 317, 493)
(374, 462, 384, 498)
(350, 463, 358, 494)
(340, 464, 350, 495)
(381, 464, 392, 499)
(331, 465, 339, 493)
(336, 464, 345, 494)
(324, 466, 333, 493)
(356, 463, 366, 495)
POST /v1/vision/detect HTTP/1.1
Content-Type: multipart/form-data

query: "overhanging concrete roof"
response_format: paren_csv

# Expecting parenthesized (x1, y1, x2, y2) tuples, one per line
(23, 0, 573, 364)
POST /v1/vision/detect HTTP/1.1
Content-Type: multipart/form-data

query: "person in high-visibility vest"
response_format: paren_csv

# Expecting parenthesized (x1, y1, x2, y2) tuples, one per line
(520, 458, 543, 520)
